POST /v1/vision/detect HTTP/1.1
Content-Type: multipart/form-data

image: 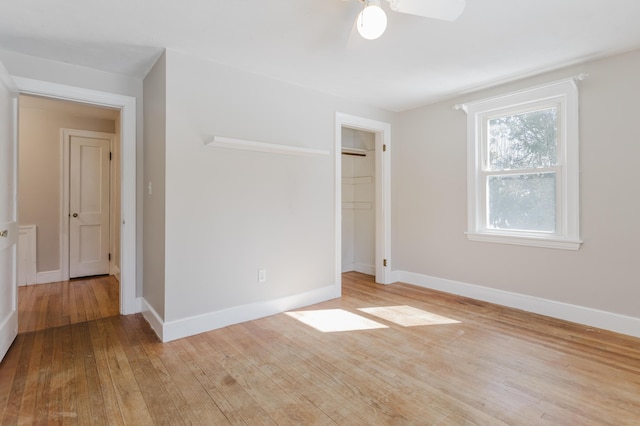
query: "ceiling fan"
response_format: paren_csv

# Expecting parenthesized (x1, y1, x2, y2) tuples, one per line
(351, 0, 466, 40)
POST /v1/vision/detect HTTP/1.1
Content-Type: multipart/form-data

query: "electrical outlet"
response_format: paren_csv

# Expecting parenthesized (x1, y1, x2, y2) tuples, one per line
(258, 269, 266, 283)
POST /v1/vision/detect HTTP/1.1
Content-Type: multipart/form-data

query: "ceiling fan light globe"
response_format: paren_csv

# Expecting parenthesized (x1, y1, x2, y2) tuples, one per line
(357, 5, 387, 40)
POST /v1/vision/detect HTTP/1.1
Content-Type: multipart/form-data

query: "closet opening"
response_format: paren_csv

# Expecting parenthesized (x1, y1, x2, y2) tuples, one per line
(335, 112, 391, 287)
(341, 128, 376, 276)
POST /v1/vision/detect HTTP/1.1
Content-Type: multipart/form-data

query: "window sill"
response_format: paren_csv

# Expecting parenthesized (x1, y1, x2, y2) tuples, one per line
(466, 232, 582, 250)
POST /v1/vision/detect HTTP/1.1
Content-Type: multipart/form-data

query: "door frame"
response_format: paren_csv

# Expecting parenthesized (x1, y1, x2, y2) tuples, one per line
(0, 61, 18, 362)
(14, 77, 138, 315)
(335, 112, 391, 286)
(61, 128, 116, 280)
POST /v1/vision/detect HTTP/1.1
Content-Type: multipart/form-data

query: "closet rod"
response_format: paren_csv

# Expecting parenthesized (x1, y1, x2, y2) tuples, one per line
(341, 147, 367, 157)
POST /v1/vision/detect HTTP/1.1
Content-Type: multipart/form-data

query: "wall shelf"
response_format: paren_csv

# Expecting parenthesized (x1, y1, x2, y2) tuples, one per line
(205, 136, 330, 157)
(343, 202, 372, 210)
(343, 176, 373, 185)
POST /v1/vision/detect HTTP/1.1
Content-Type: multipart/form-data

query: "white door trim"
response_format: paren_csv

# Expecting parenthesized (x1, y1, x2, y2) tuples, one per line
(335, 112, 391, 286)
(0, 60, 18, 362)
(14, 77, 138, 315)
(61, 129, 115, 280)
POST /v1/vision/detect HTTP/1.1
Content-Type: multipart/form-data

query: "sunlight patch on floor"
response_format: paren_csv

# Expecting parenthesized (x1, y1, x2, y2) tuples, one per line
(358, 305, 460, 327)
(285, 309, 388, 332)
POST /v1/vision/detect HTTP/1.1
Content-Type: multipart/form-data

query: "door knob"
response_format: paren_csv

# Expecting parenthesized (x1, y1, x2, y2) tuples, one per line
(72, 213, 78, 217)
(0, 230, 7, 238)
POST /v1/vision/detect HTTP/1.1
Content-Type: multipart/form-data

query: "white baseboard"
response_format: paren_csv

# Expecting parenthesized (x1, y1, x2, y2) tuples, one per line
(0, 310, 17, 362)
(35, 269, 123, 285)
(141, 298, 164, 340)
(110, 265, 121, 282)
(342, 262, 354, 273)
(144, 283, 340, 343)
(36, 270, 63, 285)
(353, 262, 375, 276)
(342, 263, 375, 275)
(393, 270, 640, 339)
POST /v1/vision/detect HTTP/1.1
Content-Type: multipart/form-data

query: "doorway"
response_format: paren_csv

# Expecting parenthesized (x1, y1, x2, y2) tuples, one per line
(335, 113, 391, 286)
(13, 76, 138, 316)
(341, 128, 376, 275)
(17, 96, 121, 331)
(18, 96, 120, 282)
(62, 129, 116, 280)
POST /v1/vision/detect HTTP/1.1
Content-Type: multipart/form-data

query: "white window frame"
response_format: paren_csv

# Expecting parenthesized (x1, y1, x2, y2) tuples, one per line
(464, 79, 581, 250)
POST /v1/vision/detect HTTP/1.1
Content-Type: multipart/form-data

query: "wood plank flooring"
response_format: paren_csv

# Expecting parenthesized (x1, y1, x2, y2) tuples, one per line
(2, 272, 640, 424)
(17, 275, 119, 333)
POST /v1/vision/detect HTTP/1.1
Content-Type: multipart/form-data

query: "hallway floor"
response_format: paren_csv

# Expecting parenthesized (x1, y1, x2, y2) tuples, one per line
(18, 275, 119, 333)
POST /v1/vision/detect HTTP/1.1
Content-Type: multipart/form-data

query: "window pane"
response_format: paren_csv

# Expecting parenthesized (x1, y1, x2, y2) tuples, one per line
(488, 173, 556, 232)
(488, 107, 557, 171)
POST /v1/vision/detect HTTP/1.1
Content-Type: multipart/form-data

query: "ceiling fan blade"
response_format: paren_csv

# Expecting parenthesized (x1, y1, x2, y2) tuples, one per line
(388, 0, 466, 21)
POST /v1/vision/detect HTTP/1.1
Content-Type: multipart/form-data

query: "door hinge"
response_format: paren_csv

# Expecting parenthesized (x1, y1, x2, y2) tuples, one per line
(109, 152, 112, 161)
(108, 253, 111, 261)
(383, 259, 388, 267)
(383, 144, 387, 152)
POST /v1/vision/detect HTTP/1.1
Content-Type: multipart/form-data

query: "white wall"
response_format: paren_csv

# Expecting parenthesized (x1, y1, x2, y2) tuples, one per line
(394, 49, 640, 330)
(18, 96, 116, 275)
(341, 128, 375, 275)
(154, 49, 394, 337)
(143, 53, 166, 320)
(0, 49, 145, 295)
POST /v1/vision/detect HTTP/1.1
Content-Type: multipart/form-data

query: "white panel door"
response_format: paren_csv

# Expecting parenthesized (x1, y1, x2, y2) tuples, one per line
(0, 61, 17, 363)
(69, 135, 110, 278)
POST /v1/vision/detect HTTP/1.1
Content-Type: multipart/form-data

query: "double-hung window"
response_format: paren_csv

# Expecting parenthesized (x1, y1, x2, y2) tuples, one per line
(464, 79, 581, 250)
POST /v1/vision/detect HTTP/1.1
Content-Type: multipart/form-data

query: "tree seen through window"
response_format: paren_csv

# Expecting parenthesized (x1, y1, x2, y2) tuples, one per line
(486, 107, 558, 232)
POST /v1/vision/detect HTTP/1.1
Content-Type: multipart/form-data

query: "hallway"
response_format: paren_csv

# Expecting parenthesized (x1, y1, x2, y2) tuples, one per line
(18, 276, 119, 333)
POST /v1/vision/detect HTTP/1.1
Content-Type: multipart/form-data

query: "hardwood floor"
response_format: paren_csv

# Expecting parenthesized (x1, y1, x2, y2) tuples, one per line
(2, 272, 639, 424)
(18, 275, 119, 333)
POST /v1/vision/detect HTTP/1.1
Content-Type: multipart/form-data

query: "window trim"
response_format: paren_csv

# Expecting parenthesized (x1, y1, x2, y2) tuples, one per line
(464, 79, 581, 250)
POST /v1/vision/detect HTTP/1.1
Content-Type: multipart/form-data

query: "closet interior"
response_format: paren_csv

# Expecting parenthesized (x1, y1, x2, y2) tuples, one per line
(341, 127, 375, 275)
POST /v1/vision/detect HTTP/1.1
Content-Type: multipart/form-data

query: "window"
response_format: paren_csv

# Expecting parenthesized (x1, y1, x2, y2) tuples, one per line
(464, 79, 581, 250)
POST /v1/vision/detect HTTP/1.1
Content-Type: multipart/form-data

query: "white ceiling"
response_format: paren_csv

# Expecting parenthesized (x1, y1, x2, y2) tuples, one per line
(2, 0, 640, 111)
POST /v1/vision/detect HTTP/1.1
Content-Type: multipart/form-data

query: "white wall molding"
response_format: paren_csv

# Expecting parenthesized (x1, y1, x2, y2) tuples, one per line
(205, 136, 330, 157)
(393, 270, 640, 339)
(110, 265, 121, 282)
(342, 263, 355, 273)
(343, 263, 375, 275)
(353, 263, 375, 276)
(148, 284, 339, 343)
(36, 270, 63, 284)
(389, 270, 402, 284)
(141, 298, 164, 341)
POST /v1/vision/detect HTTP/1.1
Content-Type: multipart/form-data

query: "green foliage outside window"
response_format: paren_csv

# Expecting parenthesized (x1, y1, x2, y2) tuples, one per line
(486, 107, 557, 232)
